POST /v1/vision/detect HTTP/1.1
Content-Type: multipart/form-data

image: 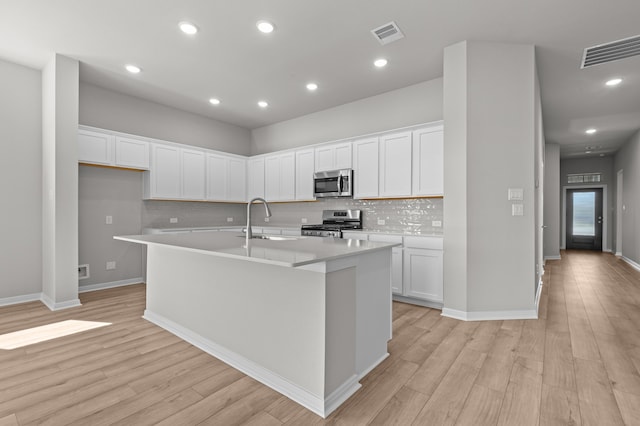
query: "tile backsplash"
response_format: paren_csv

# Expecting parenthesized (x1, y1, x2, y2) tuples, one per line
(142, 200, 245, 228)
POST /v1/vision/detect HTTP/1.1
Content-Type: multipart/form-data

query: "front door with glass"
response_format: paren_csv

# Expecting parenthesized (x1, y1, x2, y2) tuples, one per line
(566, 188, 603, 250)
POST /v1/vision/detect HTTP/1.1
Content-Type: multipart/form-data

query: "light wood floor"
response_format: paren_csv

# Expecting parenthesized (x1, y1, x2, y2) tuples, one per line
(1, 250, 639, 425)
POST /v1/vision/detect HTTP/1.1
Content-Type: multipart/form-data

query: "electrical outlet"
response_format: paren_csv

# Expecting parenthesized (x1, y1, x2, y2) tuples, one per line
(264, 217, 270, 222)
(512, 204, 524, 216)
(377, 219, 386, 226)
(106, 261, 116, 270)
(170, 217, 178, 224)
(432, 220, 442, 227)
(105, 215, 113, 225)
(301, 218, 308, 224)
(227, 217, 233, 222)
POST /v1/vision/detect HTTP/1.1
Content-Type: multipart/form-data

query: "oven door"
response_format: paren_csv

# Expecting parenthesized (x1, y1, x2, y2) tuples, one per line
(313, 169, 352, 198)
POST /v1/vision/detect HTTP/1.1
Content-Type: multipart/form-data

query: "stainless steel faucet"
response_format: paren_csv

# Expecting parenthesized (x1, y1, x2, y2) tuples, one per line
(246, 197, 272, 244)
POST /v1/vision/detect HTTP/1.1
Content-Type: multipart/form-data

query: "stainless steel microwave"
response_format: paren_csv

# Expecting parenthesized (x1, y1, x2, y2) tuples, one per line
(313, 169, 353, 198)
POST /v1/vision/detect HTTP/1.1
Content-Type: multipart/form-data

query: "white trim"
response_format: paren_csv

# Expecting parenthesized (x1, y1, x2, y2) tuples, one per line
(535, 279, 543, 316)
(143, 309, 359, 418)
(78, 278, 144, 293)
(544, 255, 561, 261)
(616, 252, 622, 257)
(622, 257, 640, 273)
(0, 292, 43, 307)
(40, 294, 82, 311)
(392, 294, 443, 310)
(616, 169, 623, 256)
(442, 307, 538, 321)
(562, 184, 608, 251)
(357, 352, 389, 380)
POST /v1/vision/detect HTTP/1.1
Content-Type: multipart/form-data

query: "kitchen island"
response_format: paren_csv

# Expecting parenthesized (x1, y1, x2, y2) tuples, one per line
(114, 231, 396, 418)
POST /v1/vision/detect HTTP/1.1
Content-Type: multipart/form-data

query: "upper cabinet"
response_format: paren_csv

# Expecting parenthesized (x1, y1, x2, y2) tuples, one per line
(206, 153, 247, 202)
(352, 137, 379, 198)
(265, 152, 295, 201)
(247, 157, 265, 200)
(412, 125, 444, 196)
(78, 128, 149, 170)
(379, 131, 412, 197)
(314, 142, 352, 172)
(145, 144, 182, 199)
(181, 148, 206, 200)
(295, 148, 315, 201)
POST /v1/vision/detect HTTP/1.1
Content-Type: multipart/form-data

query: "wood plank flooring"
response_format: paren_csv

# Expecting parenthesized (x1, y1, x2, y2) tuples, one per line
(1, 250, 639, 425)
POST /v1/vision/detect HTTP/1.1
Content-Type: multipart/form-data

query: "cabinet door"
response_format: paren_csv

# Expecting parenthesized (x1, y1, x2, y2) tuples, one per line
(412, 126, 444, 196)
(314, 145, 335, 172)
(353, 137, 379, 198)
(264, 155, 281, 201)
(279, 152, 296, 201)
(295, 149, 315, 200)
(247, 158, 265, 200)
(152, 144, 181, 198)
(182, 149, 205, 200)
(334, 142, 353, 170)
(379, 131, 412, 197)
(206, 153, 228, 200)
(227, 157, 247, 202)
(78, 130, 113, 165)
(115, 136, 149, 169)
(403, 248, 443, 302)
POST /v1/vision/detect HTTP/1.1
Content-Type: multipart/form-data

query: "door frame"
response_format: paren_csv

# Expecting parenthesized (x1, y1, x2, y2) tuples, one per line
(616, 170, 623, 256)
(561, 184, 608, 251)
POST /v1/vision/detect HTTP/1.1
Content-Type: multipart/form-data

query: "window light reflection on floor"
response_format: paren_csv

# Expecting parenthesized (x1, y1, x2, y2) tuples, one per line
(0, 320, 111, 350)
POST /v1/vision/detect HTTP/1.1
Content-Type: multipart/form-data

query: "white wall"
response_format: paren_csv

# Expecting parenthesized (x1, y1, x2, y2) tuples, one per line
(443, 41, 538, 318)
(0, 58, 42, 301)
(544, 144, 561, 259)
(250, 79, 443, 154)
(79, 82, 252, 155)
(614, 130, 640, 264)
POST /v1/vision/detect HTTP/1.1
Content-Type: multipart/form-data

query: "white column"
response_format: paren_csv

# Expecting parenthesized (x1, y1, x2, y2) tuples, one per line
(41, 54, 80, 310)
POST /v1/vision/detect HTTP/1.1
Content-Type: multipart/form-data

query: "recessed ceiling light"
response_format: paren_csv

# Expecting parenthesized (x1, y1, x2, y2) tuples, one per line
(179, 21, 198, 35)
(209, 98, 220, 105)
(306, 83, 318, 91)
(585, 128, 597, 134)
(605, 78, 622, 86)
(258, 100, 269, 108)
(125, 64, 141, 74)
(374, 58, 388, 68)
(585, 150, 592, 154)
(256, 20, 275, 33)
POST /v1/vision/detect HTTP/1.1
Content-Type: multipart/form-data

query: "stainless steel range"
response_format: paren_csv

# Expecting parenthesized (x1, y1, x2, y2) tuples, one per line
(301, 209, 362, 238)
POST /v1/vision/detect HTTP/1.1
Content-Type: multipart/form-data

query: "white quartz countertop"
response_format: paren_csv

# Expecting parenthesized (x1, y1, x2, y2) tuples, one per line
(115, 232, 399, 268)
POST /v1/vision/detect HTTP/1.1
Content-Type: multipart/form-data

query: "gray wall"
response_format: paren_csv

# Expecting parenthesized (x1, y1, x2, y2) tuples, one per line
(142, 200, 245, 229)
(444, 41, 538, 316)
(79, 82, 252, 155)
(614, 130, 640, 264)
(0, 58, 42, 300)
(250, 79, 443, 154)
(560, 156, 614, 251)
(544, 144, 561, 259)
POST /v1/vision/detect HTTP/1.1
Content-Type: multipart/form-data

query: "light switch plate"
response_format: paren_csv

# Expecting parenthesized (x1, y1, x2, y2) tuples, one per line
(105, 215, 113, 225)
(512, 203, 524, 216)
(508, 188, 524, 201)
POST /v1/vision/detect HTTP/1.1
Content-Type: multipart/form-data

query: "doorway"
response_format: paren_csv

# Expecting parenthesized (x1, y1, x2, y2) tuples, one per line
(566, 188, 603, 250)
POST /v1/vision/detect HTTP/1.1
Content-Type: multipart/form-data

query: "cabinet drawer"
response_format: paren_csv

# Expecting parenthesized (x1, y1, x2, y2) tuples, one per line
(342, 231, 368, 241)
(404, 236, 443, 250)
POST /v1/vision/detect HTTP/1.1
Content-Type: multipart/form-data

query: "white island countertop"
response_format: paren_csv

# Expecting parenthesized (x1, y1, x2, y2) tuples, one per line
(115, 232, 399, 268)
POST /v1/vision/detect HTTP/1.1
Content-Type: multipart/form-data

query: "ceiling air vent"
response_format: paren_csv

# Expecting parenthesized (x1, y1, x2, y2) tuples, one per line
(581, 34, 640, 68)
(371, 21, 404, 45)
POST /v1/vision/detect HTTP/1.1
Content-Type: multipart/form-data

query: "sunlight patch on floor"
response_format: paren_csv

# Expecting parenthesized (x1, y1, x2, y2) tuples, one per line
(0, 320, 111, 350)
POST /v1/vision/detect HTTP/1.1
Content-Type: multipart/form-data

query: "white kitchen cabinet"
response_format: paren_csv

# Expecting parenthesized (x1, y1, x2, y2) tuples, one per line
(206, 153, 227, 200)
(115, 136, 149, 169)
(369, 234, 403, 295)
(314, 142, 352, 172)
(78, 129, 149, 170)
(412, 125, 444, 196)
(147, 144, 181, 199)
(181, 148, 206, 200)
(352, 137, 379, 198)
(379, 131, 412, 197)
(78, 129, 113, 165)
(265, 152, 295, 201)
(226, 157, 247, 202)
(295, 148, 315, 201)
(247, 157, 265, 200)
(402, 236, 443, 303)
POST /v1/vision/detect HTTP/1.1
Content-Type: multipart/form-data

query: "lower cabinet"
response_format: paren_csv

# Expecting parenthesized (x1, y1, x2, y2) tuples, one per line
(403, 248, 443, 303)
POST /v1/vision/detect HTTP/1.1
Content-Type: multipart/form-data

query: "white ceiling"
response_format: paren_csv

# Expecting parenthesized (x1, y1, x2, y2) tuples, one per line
(1, 0, 639, 158)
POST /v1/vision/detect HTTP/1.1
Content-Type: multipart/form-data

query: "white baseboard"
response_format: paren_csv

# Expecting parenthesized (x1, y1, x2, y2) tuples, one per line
(442, 307, 538, 321)
(392, 295, 443, 310)
(615, 251, 622, 257)
(143, 309, 359, 418)
(544, 255, 562, 261)
(0, 292, 43, 307)
(40, 293, 82, 311)
(78, 278, 144, 293)
(622, 256, 640, 273)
